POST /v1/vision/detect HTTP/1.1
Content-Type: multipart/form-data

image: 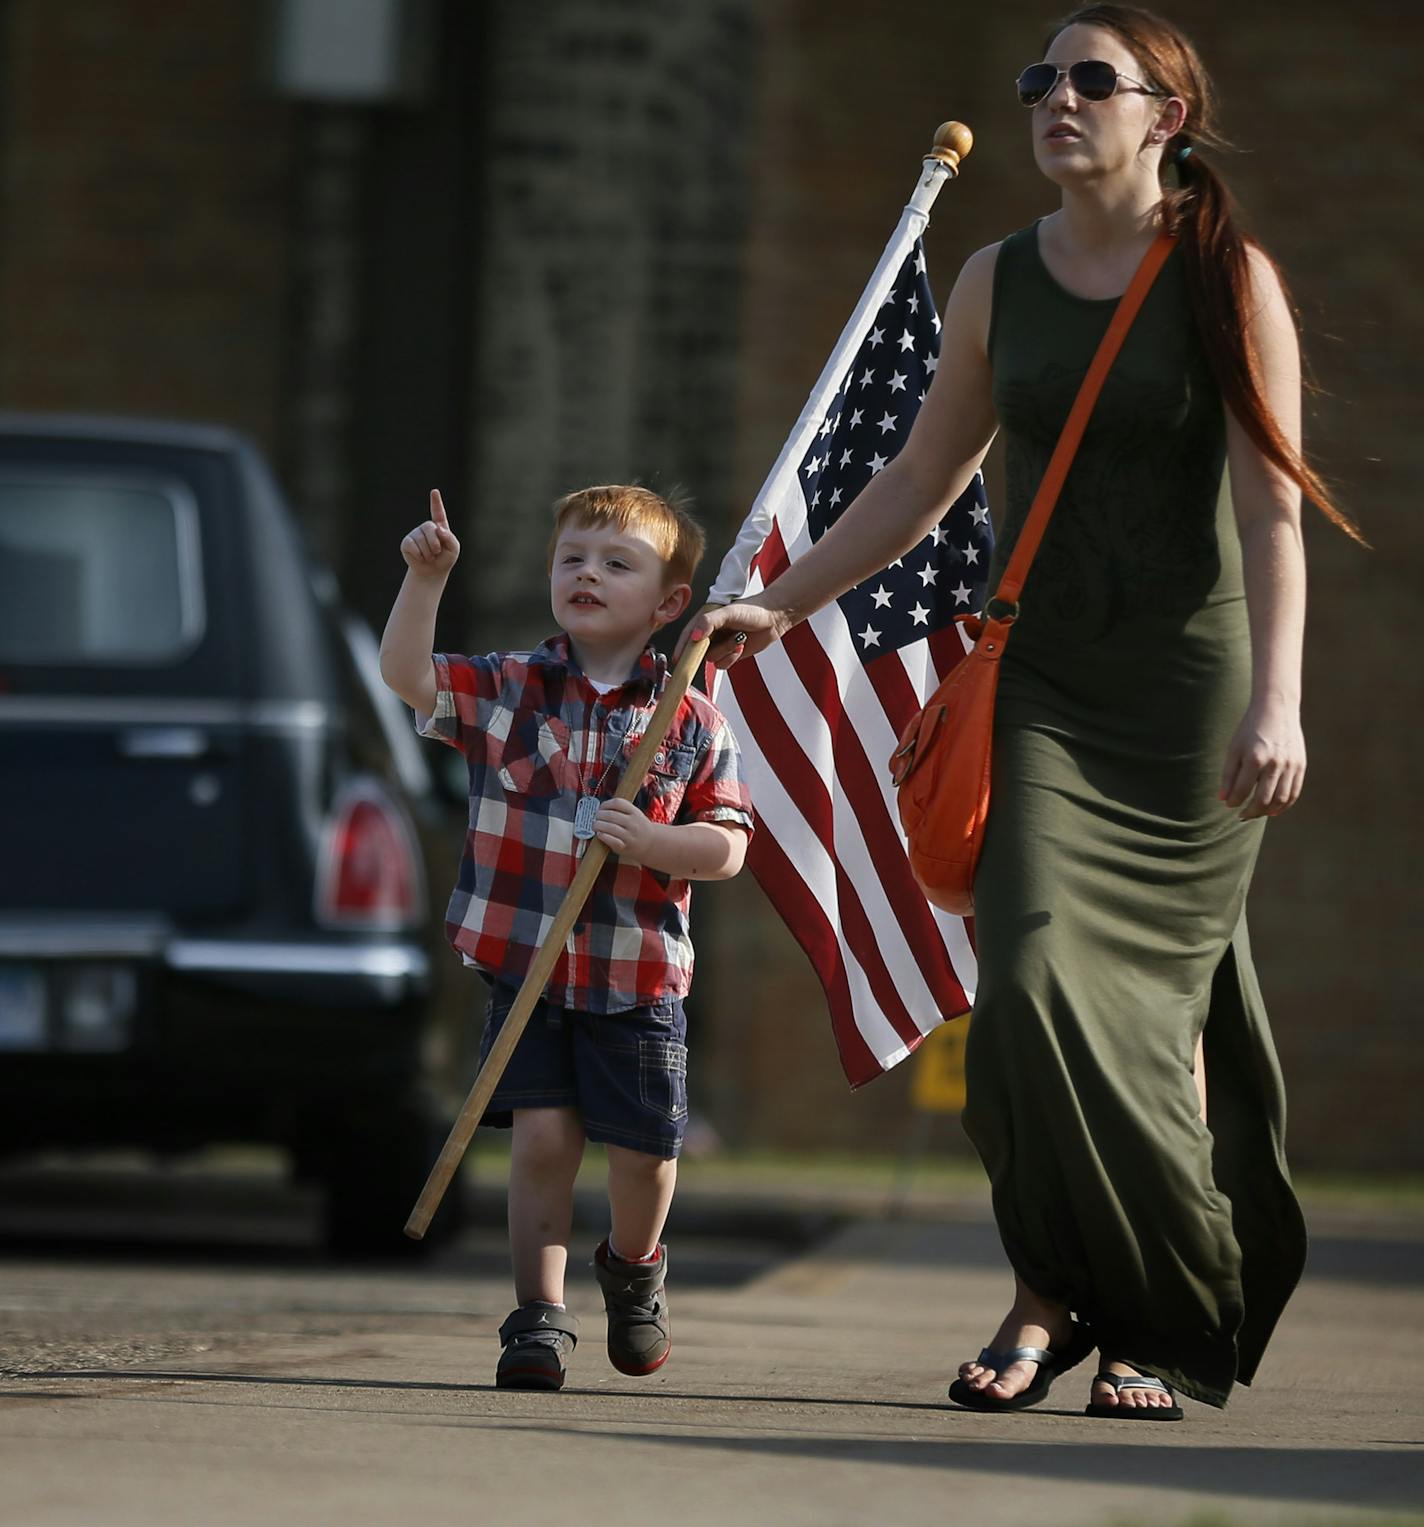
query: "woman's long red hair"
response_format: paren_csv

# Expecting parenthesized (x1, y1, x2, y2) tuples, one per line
(1053, 5, 1363, 542)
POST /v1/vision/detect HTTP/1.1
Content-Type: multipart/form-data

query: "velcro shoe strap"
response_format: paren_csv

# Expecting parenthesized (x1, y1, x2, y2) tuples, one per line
(499, 1305, 580, 1346)
(595, 1245, 668, 1296)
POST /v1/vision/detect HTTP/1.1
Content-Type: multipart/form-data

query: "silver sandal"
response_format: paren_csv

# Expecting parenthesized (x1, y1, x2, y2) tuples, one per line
(1084, 1365, 1183, 1421)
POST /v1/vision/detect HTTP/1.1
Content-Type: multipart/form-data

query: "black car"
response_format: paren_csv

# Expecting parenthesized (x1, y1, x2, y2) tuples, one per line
(0, 412, 463, 1255)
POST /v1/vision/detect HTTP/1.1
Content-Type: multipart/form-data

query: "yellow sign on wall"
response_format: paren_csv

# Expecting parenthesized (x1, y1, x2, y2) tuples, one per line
(910, 1012, 972, 1112)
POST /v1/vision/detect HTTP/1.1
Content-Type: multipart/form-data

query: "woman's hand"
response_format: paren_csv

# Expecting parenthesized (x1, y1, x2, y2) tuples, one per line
(1220, 699, 1306, 820)
(677, 596, 789, 670)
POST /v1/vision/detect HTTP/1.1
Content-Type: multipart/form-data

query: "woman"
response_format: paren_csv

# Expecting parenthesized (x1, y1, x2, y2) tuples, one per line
(688, 5, 1359, 1417)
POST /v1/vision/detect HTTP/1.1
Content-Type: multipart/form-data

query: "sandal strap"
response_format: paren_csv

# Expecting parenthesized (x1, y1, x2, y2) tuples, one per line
(1093, 1370, 1173, 1396)
(977, 1344, 1051, 1369)
(499, 1305, 580, 1346)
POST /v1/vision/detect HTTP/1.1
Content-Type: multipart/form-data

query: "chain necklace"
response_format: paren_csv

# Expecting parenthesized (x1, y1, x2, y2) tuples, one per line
(571, 694, 656, 841)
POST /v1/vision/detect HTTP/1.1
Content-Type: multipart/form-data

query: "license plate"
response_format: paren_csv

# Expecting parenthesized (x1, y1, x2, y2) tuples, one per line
(0, 964, 47, 1050)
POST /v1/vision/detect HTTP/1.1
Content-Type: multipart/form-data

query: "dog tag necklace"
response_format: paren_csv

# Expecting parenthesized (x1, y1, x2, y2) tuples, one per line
(572, 792, 603, 841)
(572, 699, 652, 841)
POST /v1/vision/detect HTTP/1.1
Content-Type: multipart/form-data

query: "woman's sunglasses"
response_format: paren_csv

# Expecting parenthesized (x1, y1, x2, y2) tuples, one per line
(1016, 59, 1163, 107)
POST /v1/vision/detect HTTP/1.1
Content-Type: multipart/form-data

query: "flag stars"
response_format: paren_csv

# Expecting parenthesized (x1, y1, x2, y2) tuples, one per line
(767, 242, 998, 768)
(809, 241, 984, 665)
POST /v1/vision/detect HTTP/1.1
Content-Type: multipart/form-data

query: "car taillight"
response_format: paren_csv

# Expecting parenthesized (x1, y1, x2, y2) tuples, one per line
(315, 782, 426, 930)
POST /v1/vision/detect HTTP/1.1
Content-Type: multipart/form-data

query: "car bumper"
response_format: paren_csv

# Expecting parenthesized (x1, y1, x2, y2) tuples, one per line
(0, 915, 428, 1008)
(0, 916, 443, 1153)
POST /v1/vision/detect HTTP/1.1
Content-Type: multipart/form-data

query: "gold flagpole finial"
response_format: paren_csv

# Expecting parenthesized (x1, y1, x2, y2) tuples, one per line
(926, 121, 973, 176)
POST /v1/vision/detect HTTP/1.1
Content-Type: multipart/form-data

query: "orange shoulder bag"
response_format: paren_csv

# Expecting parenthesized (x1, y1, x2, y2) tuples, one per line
(889, 232, 1176, 915)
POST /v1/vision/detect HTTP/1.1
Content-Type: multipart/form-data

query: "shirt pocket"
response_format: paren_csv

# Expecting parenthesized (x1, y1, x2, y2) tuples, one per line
(494, 709, 576, 798)
(639, 742, 697, 826)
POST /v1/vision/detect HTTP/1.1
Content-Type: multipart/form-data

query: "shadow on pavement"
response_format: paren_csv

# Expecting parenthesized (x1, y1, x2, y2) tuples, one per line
(575, 1429, 1424, 1514)
(4, 1371, 959, 1413)
(12, 1368, 1424, 1513)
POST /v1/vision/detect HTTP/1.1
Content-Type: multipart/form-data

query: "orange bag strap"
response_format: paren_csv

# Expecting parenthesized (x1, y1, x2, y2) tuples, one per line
(992, 231, 1176, 611)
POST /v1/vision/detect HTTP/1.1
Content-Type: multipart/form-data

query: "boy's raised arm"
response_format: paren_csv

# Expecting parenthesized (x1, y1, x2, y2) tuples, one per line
(379, 489, 461, 717)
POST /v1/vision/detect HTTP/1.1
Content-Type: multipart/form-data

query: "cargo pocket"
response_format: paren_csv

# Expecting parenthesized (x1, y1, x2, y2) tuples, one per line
(638, 1036, 689, 1123)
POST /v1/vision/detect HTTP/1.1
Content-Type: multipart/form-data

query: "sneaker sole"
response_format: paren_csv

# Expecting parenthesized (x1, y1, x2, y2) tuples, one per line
(609, 1342, 671, 1377)
(496, 1366, 567, 1391)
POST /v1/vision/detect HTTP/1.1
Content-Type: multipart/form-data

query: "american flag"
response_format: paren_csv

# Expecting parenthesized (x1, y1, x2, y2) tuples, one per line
(708, 235, 993, 1087)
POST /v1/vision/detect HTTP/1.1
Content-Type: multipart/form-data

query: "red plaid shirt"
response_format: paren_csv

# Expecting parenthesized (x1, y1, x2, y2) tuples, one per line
(417, 634, 754, 1013)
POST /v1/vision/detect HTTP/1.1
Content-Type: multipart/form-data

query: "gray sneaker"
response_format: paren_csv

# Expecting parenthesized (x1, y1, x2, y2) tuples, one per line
(496, 1303, 579, 1391)
(593, 1241, 670, 1375)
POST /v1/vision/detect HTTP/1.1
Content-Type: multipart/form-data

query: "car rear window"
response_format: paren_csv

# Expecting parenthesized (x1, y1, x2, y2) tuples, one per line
(0, 470, 204, 663)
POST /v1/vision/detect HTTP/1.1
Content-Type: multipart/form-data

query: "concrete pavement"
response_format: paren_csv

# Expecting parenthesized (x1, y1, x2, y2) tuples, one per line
(0, 1160, 1421, 1526)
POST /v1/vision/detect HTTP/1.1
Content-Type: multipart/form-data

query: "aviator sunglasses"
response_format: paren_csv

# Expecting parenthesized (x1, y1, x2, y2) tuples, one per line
(1016, 59, 1163, 107)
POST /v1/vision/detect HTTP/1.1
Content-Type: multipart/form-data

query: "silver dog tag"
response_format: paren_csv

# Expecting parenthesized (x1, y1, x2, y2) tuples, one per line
(573, 795, 601, 840)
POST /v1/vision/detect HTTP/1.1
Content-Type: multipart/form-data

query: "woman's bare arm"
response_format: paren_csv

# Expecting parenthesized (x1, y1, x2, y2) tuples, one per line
(1221, 248, 1309, 820)
(683, 243, 1002, 666)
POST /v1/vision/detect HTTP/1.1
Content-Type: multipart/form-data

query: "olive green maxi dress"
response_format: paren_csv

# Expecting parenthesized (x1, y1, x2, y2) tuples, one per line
(961, 224, 1308, 1409)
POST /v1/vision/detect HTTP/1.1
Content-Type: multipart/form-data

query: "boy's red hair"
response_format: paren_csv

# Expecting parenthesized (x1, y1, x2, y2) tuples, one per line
(549, 485, 705, 586)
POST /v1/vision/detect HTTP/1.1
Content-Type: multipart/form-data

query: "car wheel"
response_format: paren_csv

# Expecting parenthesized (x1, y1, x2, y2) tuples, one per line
(319, 1091, 465, 1260)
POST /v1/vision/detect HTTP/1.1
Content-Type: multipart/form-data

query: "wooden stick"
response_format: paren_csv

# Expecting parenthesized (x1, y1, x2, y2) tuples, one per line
(404, 635, 712, 1239)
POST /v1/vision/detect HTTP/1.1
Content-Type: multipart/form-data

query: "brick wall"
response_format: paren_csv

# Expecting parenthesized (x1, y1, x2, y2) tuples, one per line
(458, 0, 758, 652)
(0, 1, 1417, 1170)
(695, 0, 1424, 1170)
(0, 1, 293, 449)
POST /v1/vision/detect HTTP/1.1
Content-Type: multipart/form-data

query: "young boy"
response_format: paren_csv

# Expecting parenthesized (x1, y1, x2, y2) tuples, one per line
(379, 484, 752, 1391)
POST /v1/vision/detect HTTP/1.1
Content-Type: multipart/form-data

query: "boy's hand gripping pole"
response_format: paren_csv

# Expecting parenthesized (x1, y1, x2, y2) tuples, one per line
(404, 636, 712, 1239)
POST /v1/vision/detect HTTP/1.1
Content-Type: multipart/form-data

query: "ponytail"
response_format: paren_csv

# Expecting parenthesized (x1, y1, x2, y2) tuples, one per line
(1052, 5, 1364, 544)
(1167, 150, 1365, 544)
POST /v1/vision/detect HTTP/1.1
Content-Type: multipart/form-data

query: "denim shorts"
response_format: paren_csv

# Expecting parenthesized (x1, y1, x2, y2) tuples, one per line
(476, 981, 689, 1158)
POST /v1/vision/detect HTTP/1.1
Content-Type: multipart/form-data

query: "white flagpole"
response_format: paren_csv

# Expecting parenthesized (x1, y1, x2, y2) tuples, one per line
(707, 121, 973, 605)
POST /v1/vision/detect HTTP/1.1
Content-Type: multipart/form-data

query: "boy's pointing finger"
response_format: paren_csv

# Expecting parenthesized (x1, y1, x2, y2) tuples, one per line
(430, 488, 449, 528)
